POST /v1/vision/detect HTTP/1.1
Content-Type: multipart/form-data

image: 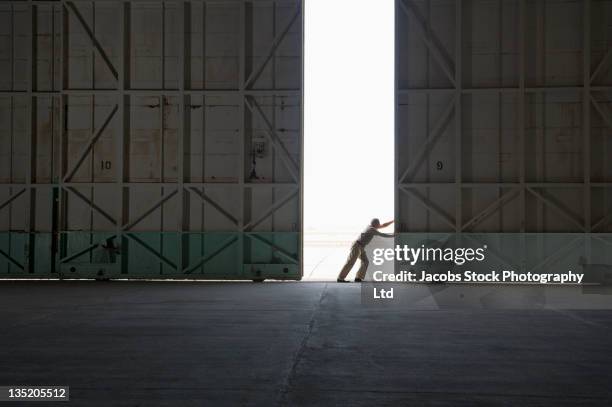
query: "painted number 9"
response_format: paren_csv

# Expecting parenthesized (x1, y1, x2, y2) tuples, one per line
(436, 161, 443, 170)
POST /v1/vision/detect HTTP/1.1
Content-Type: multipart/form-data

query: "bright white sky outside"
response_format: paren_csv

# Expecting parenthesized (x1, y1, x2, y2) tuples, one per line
(303, 0, 394, 279)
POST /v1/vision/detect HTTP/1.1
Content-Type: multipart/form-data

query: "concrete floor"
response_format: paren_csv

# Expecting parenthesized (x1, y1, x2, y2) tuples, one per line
(2, 282, 612, 406)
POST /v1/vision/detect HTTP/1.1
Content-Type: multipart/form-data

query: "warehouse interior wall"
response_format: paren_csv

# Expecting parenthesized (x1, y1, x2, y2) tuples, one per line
(303, 0, 394, 280)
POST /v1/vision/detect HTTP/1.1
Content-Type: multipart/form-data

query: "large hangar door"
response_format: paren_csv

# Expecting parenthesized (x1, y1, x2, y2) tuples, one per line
(396, 0, 612, 273)
(0, 0, 303, 280)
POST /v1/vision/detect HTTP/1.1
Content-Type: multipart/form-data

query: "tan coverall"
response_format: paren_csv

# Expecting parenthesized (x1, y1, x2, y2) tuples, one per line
(338, 241, 369, 280)
(338, 226, 393, 280)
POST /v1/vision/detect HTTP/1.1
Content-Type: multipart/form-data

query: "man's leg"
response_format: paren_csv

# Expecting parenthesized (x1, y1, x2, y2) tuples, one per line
(337, 244, 359, 280)
(355, 247, 369, 280)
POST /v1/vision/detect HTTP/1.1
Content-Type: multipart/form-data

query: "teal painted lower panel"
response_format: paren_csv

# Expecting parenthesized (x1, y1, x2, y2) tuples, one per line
(0, 232, 301, 280)
(243, 264, 300, 280)
(0, 232, 29, 276)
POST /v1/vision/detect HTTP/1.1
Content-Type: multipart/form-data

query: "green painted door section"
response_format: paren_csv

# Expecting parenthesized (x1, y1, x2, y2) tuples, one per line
(0, 232, 300, 280)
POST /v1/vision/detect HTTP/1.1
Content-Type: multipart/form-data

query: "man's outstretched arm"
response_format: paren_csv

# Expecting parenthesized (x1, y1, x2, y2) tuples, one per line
(374, 220, 396, 238)
(374, 220, 397, 237)
(375, 231, 396, 238)
(380, 220, 394, 228)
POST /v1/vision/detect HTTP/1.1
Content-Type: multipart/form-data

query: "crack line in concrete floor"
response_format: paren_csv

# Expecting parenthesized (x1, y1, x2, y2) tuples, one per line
(277, 282, 329, 406)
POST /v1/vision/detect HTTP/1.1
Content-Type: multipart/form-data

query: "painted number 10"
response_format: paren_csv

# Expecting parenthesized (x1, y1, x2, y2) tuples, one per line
(101, 160, 112, 170)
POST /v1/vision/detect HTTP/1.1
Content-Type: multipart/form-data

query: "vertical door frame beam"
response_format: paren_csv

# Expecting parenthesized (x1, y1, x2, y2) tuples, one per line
(518, 0, 526, 270)
(583, 0, 592, 234)
(117, 0, 128, 274)
(454, 0, 462, 233)
(26, 0, 36, 272)
(238, 0, 246, 277)
(178, 0, 188, 273)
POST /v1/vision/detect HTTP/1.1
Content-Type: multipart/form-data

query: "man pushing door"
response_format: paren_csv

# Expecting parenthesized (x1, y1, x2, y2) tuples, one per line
(337, 219, 395, 283)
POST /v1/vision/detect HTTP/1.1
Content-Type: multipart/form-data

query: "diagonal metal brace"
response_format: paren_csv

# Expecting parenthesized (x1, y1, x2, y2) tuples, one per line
(243, 187, 298, 231)
(461, 188, 521, 231)
(246, 233, 299, 264)
(64, 187, 118, 226)
(66, 1, 119, 81)
(184, 235, 239, 274)
(0, 189, 26, 212)
(60, 234, 117, 264)
(123, 189, 178, 231)
(400, 186, 456, 230)
(527, 188, 585, 232)
(189, 188, 239, 226)
(399, 0, 456, 86)
(590, 94, 612, 133)
(591, 47, 612, 83)
(592, 212, 612, 232)
(244, 3, 301, 89)
(245, 96, 300, 182)
(0, 248, 25, 270)
(125, 233, 177, 270)
(64, 104, 118, 182)
(60, 242, 100, 264)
